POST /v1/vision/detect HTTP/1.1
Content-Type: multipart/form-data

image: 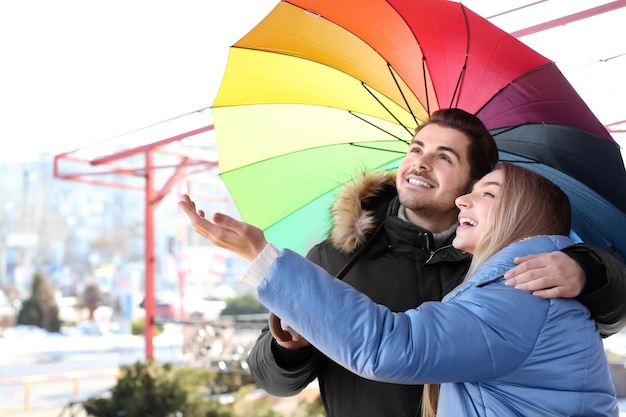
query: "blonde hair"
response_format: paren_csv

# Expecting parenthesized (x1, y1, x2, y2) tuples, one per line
(421, 384, 439, 417)
(422, 162, 571, 416)
(466, 162, 571, 277)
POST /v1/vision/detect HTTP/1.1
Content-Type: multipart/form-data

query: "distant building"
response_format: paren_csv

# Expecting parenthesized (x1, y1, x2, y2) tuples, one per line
(0, 153, 248, 304)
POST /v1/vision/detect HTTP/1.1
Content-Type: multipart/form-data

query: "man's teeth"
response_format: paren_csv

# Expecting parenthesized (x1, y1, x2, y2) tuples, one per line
(408, 178, 432, 188)
(459, 218, 477, 226)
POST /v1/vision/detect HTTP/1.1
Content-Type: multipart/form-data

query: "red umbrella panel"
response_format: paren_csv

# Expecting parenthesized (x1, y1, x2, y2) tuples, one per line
(212, 0, 626, 260)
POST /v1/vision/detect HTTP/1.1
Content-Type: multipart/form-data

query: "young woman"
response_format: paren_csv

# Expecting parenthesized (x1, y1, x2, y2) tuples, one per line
(178, 163, 618, 416)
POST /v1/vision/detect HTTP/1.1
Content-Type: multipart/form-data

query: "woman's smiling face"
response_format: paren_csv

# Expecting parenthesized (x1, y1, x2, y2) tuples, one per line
(452, 169, 503, 254)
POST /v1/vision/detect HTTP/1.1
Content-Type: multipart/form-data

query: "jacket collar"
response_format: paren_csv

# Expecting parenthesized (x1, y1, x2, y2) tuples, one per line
(329, 171, 397, 253)
(470, 235, 575, 286)
(327, 170, 461, 258)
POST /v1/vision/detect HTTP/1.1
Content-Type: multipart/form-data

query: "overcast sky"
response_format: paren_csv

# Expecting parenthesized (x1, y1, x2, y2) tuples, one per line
(1, 0, 624, 163)
(0, 0, 277, 163)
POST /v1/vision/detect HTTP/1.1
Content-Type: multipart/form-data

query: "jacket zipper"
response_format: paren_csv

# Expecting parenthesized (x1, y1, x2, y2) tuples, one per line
(426, 244, 455, 263)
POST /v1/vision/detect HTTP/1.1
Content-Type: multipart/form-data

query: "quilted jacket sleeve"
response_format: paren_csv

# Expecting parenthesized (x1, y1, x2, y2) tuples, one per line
(257, 249, 548, 384)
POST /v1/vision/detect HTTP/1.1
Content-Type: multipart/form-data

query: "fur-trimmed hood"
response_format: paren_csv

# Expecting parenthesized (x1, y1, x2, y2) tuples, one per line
(329, 171, 397, 253)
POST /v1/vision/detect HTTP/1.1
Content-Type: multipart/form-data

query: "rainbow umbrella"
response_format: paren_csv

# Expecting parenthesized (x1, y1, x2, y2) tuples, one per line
(212, 0, 626, 260)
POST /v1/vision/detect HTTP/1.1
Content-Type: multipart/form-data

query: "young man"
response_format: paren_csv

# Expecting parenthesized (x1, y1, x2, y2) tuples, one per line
(246, 109, 626, 417)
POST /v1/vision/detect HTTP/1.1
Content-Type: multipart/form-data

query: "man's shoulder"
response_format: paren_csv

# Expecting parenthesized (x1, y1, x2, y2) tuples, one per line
(328, 172, 397, 254)
(306, 239, 352, 267)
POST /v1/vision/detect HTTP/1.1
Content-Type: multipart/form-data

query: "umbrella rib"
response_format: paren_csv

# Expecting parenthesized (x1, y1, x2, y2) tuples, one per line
(422, 58, 431, 116)
(449, 4, 471, 108)
(348, 142, 408, 154)
(360, 82, 415, 137)
(498, 154, 541, 165)
(386, 63, 419, 127)
(474, 63, 555, 115)
(493, 125, 543, 165)
(491, 124, 532, 137)
(349, 111, 411, 144)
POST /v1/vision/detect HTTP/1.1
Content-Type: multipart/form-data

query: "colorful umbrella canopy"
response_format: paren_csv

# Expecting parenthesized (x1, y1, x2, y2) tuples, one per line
(212, 0, 626, 261)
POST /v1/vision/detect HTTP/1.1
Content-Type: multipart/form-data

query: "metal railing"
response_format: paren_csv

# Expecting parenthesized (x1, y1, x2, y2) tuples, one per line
(1, 369, 118, 412)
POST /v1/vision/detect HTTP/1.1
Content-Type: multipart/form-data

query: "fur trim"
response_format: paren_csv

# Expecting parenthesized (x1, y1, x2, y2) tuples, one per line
(329, 171, 396, 253)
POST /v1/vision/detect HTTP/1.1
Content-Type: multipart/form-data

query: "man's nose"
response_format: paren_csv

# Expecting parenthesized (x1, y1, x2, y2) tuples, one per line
(412, 155, 431, 171)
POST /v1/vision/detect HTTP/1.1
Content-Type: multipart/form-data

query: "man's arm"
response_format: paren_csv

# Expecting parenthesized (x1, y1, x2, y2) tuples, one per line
(247, 243, 328, 395)
(564, 244, 626, 337)
(504, 243, 626, 337)
(247, 326, 321, 396)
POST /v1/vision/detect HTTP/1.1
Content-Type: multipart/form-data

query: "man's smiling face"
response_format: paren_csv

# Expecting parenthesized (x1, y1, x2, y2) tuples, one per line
(396, 123, 473, 232)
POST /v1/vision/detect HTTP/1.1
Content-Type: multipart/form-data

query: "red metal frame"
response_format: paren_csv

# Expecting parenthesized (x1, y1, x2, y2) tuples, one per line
(54, 124, 217, 359)
(606, 120, 626, 134)
(502, 1, 626, 134)
(509, 0, 626, 38)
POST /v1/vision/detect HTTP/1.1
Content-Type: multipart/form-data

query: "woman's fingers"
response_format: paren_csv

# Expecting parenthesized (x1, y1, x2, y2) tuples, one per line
(178, 195, 268, 261)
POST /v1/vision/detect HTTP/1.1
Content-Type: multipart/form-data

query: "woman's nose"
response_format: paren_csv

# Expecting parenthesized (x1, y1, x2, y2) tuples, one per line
(455, 194, 469, 209)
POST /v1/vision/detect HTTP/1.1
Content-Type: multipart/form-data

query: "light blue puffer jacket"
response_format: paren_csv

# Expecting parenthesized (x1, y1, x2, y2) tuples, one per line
(257, 235, 618, 416)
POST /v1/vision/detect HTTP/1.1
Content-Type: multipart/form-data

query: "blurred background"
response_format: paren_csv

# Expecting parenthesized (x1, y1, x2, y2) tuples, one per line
(1, 1, 626, 416)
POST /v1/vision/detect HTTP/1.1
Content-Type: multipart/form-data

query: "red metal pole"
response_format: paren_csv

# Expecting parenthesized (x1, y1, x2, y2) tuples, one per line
(51, 120, 219, 362)
(144, 151, 155, 359)
(510, 0, 626, 38)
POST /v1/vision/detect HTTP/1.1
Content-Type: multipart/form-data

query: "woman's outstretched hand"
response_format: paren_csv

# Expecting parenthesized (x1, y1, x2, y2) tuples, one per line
(177, 194, 268, 262)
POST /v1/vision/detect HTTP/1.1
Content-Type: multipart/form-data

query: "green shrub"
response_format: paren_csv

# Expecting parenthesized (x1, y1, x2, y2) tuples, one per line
(220, 293, 268, 316)
(131, 317, 163, 336)
(17, 271, 61, 332)
(82, 359, 218, 417)
(82, 359, 324, 417)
